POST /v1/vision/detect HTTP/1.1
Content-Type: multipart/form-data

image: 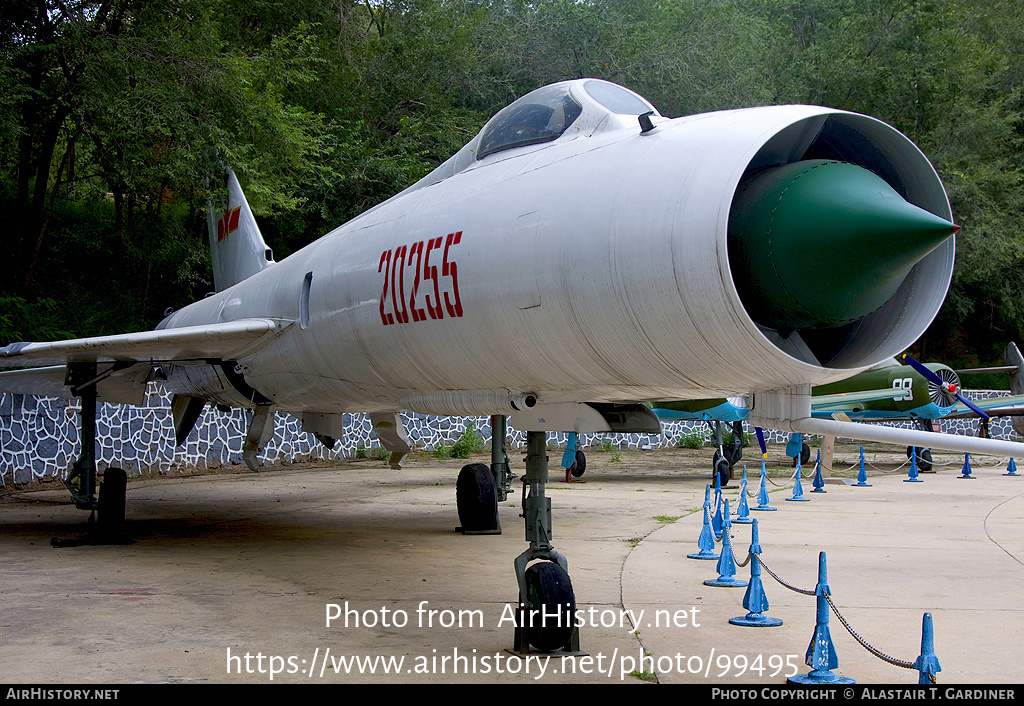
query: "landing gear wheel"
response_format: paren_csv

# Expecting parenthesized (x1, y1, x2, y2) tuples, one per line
(96, 468, 127, 544)
(456, 463, 498, 532)
(713, 450, 731, 487)
(523, 561, 576, 651)
(906, 446, 933, 472)
(569, 450, 586, 478)
(800, 442, 811, 466)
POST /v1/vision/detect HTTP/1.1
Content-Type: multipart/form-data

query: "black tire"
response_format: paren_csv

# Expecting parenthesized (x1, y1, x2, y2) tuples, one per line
(714, 453, 731, 488)
(917, 448, 933, 471)
(800, 442, 811, 466)
(919, 448, 933, 472)
(96, 467, 127, 544)
(569, 449, 586, 478)
(907, 446, 933, 472)
(524, 561, 576, 651)
(456, 463, 498, 531)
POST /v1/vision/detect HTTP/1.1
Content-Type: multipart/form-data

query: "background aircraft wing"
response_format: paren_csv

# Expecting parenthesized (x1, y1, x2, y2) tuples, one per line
(811, 387, 904, 411)
(947, 393, 1024, 418)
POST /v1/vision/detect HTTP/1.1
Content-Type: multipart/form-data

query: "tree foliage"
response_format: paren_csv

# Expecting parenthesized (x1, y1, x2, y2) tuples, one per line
(1, 0, 1022, 370)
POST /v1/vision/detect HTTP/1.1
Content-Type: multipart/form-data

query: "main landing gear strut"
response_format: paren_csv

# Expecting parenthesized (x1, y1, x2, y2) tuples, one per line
(56, 362, 128, 546)
(710, 420, 745, 488)
(456, 415, 515, 534)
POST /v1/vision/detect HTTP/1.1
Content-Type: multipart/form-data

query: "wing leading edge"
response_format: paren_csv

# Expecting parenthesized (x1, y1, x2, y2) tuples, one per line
(0, 318, 292, 405)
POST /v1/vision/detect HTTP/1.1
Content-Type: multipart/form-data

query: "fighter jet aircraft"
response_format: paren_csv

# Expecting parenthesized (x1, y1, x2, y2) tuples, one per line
(4, 78, 1022, 652)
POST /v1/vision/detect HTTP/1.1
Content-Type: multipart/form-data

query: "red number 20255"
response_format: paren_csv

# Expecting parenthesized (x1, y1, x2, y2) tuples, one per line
(378, 231, 463, 326)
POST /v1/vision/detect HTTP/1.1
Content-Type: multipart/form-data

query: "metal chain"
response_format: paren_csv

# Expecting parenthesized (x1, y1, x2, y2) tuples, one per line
(729, 539, 936, 679)
(758, 558, 922, 673)
(755, 556, 816, 596)
(824, 594, 916, 670)
(728, 527, 750, 567)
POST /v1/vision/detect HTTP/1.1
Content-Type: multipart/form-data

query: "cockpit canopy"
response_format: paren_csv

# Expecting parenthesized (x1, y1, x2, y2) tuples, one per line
(477, 85, 584, 160)
(477, 80, 657, 160)
(386, 79, 660, 201)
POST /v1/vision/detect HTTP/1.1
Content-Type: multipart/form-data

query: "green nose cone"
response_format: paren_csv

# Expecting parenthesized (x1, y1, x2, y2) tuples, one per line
(728, 159, 957, 332)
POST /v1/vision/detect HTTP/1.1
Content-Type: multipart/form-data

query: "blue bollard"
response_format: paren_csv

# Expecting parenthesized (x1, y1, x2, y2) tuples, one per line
(688, 485, 719, 560)
(905, 446, 923, 483)
(854, 446, 872, 487)
(729, 519, 782, 627)
(959, 452, 975, 479)
(788, 552, 855, 684)
(753, 459, 777, 511)
(812, 450, 826, 493)
(734, 467, 753, 524)
(914, 612, 942, 684)
(787, 461, 809, 501)
(704, 500, 748, 588)
(1005, 458, 1018, 477)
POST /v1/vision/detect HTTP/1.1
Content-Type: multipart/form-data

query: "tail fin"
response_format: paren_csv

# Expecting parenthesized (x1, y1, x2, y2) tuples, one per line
(206, 167, 276, 291)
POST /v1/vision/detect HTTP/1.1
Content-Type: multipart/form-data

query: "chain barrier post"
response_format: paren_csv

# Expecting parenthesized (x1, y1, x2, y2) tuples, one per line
(854, 446, 872, 487)
(729, 519, 782, 627)
(812, 449, 826, 493)
(905, 446, 923, 483)
(688, 484, 719, 560)
(712, 471, 725, 540)
(959, 453, 974, 479)
(734, 467, 753, 524)
(704, 500, 747, 588)
(787, 460, 809, 501)
(913, 612, 941, 684)
(789, 552, 855, 684)
(753, 459, 777, 511)
(1005, 458, 1018, 476)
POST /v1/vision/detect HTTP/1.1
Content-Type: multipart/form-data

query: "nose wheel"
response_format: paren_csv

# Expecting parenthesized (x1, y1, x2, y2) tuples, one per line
(520, 561, 576, 651)
(512, 431, 581, 654)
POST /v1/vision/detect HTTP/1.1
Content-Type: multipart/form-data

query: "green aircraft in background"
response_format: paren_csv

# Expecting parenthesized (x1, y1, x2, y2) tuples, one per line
(654, 342, 1024, 485)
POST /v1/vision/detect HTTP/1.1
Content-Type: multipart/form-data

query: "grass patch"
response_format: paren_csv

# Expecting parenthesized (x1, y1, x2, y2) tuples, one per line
(630, 669, 658, 682)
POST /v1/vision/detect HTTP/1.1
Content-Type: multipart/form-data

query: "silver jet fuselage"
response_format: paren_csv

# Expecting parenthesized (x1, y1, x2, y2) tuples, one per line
(161, 80, 955, 422)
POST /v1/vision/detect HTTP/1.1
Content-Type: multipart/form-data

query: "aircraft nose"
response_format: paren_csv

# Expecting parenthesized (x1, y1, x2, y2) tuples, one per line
(728, 159, 957, 333)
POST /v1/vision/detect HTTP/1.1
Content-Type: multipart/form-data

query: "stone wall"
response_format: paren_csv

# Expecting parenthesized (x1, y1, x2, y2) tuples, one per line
(0, 387, 1017, 485)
